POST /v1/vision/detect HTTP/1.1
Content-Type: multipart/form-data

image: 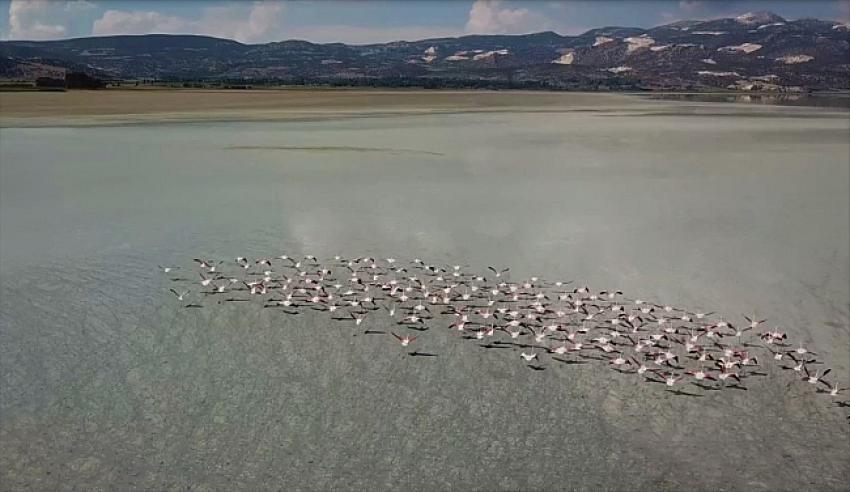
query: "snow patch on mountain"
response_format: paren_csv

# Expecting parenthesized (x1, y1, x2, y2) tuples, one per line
(472, 49, 508, 61)
(698, 71, 741, 77)
(776, 54, 814, 64)
(719, 43, 762, 54)
(735, 11, 785, 26)
(552, 52, 575, 65)
(593, 36, 615, 47)
(624, 36, 655, 53)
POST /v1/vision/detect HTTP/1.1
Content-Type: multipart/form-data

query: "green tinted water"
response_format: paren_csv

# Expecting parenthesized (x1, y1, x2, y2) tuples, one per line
(1, 100, 848, 489)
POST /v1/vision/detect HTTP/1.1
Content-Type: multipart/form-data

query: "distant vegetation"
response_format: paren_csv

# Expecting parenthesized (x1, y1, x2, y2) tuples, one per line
(1, 11, 848, 92)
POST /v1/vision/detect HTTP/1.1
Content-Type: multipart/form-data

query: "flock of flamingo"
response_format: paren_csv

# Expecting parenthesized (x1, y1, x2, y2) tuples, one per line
(163, 254, 848, 415)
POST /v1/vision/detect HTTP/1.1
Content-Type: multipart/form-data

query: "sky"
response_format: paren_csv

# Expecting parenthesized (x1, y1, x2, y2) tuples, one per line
(1, 0, 848, 44)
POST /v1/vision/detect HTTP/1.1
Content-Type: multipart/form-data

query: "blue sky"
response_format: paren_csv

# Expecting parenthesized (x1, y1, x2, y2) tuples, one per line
(2, 1, 848, 44)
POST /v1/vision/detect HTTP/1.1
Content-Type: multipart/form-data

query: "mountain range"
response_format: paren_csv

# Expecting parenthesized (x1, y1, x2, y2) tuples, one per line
(2, 11, 848, 91)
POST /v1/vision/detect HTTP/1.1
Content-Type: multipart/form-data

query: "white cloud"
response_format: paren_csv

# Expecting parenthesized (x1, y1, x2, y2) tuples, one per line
(65, 0, 96, 13)
(464, 0, 550, 35)
(91, 1, 287, 43)
(660, 1, 737, 24)
(92, 10, 189, 36)
(836, 0, 850, 22)
(678, 1, 707, 14)
(7, 0, 71, 40)
(246, 1, 285, 39)
(281, 25, 462, 44)
(195, 2, 286, 43)
(90, 1, 459, 44)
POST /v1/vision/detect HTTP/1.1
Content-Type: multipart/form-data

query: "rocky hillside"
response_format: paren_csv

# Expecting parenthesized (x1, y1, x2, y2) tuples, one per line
(2, 11, 848, 91)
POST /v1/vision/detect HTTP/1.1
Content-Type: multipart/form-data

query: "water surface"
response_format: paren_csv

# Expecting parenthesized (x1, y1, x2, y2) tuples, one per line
(1, 96, 848, 490)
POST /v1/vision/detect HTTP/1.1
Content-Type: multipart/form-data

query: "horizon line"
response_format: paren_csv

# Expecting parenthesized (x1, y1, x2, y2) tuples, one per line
(3, 11, 845, 46)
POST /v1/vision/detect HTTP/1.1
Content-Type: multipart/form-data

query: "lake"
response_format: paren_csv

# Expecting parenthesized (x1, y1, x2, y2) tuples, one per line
(1, 91, 848, 490)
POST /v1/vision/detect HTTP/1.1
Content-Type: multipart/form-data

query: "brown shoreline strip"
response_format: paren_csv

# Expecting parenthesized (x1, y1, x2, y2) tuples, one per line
(225, 145, 445, 156)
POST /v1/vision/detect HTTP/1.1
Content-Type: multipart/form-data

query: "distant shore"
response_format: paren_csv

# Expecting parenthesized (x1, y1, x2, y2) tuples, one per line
(1, 88, 847, 128)
(0, 89, 632, 126)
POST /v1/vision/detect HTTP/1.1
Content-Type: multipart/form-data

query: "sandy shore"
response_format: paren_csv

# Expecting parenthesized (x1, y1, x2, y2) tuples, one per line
(0, 89, 633, 124)
(4, 88, 847, 128)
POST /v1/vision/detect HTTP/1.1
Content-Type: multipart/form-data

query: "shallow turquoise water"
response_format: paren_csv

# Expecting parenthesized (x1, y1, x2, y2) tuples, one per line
(3, 109, 848, 293)
(1, 102, 848, 489)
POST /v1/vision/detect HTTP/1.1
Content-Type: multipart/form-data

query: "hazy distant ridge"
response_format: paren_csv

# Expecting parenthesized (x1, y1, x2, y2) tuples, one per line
(2, 11, 848, 91)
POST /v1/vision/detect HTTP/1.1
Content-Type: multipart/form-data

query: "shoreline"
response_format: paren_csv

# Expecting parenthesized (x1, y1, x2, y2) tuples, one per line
(0, 89, 629, 121)
(1, 89, 847, 128)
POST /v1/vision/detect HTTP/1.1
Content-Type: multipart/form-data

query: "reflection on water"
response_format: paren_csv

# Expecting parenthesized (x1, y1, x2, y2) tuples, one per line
(641, 92, 850, 109)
